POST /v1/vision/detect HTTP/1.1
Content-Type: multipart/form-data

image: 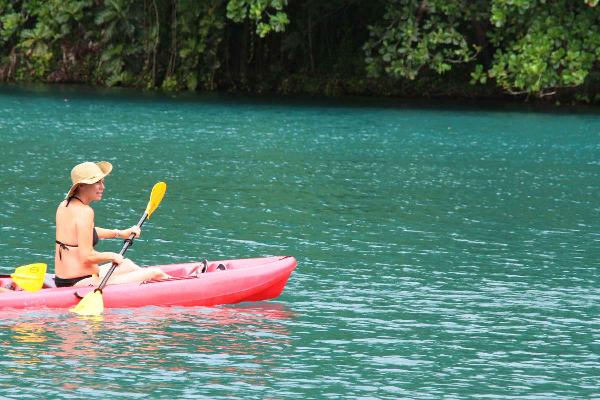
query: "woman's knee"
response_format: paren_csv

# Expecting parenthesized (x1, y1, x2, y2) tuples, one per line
(146, 267, 168, 280)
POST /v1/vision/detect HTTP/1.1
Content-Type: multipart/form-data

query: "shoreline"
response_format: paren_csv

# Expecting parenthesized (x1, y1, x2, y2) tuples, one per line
(1, 81, 599, 114)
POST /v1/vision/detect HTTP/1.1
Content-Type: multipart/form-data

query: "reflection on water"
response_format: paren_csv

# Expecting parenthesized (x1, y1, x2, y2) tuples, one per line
(0, 304, 293, 397)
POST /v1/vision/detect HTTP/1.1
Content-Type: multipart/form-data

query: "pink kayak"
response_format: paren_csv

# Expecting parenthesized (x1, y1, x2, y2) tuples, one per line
(0, 256, 296, 310)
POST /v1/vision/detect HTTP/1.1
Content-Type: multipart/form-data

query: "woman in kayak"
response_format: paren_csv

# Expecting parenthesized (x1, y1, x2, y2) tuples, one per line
(55, 161, 169, 288)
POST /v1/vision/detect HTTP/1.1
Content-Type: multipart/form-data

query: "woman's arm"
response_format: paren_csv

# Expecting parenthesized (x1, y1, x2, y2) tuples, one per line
(96, 226, 141, 240)
(95, 227, 122, 239)
(76, 208, 122, 271)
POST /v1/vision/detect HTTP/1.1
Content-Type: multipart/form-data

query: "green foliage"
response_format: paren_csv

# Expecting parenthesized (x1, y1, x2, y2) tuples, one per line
(485, 0, 600, 96)
(0, 12, 23, 43)
(226, 0, 288, 37)
(161, 75, 178, 91)
(15, 0, 93, 79)
(93, 0, 143, 86)
(168, 0, 225, 91)
(0, 0, 597, 102)
(364, 1, 479, 80)
(364, 0, 599, 98)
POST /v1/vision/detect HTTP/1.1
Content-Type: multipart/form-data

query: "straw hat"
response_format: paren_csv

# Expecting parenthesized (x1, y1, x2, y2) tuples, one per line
(66, 161, 113, 198)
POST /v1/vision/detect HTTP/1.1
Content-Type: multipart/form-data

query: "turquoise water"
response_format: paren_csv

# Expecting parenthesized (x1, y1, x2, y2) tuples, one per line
(0, 85, 599, 398)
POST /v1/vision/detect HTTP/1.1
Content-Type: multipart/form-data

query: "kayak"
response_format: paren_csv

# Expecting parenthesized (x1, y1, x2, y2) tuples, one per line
(0, 256, 296, 310)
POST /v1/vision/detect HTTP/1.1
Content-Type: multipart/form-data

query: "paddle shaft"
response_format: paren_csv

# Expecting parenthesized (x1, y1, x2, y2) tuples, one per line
(95, 212, 148, 292)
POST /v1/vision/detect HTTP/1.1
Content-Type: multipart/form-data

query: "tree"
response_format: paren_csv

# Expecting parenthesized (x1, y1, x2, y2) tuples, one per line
(481, 0, 600, 97)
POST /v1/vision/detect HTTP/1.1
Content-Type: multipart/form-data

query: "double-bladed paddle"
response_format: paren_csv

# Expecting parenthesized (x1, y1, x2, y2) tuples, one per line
(70, 181, 167, 316)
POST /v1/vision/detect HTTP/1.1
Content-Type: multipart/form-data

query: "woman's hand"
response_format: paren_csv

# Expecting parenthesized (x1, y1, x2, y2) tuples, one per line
(120, 226, 141, 239)
(111, 253, 124, 265)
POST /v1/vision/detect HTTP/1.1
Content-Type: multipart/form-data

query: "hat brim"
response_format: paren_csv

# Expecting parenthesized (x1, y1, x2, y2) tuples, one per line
(66, 161, 112, 199)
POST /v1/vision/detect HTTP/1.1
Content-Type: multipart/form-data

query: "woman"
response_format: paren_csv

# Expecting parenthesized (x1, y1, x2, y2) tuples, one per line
(55, 161, 169, 287)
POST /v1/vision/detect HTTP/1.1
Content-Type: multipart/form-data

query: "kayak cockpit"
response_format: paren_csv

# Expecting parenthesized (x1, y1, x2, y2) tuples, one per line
(1, 260, 231, 291)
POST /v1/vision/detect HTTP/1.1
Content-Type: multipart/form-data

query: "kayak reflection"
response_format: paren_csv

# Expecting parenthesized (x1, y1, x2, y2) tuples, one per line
(1, 303, 294, 392)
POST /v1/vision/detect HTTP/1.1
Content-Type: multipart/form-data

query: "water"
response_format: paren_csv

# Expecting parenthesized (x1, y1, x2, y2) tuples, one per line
(0, 85, 599, 398)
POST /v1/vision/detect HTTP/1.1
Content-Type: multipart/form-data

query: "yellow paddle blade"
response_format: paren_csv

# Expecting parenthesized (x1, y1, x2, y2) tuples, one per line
(11, 263, 47, 292)
(145, 181, 167, 219)
(69, 290, 104, 316)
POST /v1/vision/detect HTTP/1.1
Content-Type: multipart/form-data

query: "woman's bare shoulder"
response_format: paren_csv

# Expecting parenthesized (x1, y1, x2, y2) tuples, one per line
(75, 204, 94, 219)
(56, 201, 94, 220)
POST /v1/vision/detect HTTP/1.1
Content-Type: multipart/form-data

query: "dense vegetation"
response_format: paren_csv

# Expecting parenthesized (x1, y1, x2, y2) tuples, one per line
(0, 0, 598, 103)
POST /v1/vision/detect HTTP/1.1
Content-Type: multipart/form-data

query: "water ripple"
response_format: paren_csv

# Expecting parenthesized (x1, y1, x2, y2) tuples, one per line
(0, 88, 599, 398)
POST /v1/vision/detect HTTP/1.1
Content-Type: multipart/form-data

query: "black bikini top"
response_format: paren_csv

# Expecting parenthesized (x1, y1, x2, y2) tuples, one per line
(55, 196, 99, 260)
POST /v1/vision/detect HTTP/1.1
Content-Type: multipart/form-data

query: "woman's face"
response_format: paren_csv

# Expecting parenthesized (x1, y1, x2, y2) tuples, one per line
(79, 179, 105, 201)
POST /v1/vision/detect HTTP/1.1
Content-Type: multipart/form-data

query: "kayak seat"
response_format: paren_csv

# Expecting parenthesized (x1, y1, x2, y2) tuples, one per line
(179, 260, 231, 276)
(205, 263, 229, 272)
(43, 274, 57, 289)
(185, 260, 207, 277)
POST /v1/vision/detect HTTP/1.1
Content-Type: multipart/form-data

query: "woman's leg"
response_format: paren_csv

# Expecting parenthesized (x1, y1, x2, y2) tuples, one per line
(75, 260, 168, 287)
(79, 261, 169, 286)
(100, 267, 169, 285)
(99, 259, 141, 277)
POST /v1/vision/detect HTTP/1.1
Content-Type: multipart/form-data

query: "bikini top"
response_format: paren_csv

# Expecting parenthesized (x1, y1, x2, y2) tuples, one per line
(55, 196, 99, 260)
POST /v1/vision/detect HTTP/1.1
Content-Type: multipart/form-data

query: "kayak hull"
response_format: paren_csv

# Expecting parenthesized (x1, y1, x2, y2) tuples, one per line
(0, 256, 296, 310)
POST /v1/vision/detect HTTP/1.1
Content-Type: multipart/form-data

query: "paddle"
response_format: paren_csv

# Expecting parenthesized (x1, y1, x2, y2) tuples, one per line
(70, 181, 167, 316)
(10, 263, 47, 291)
